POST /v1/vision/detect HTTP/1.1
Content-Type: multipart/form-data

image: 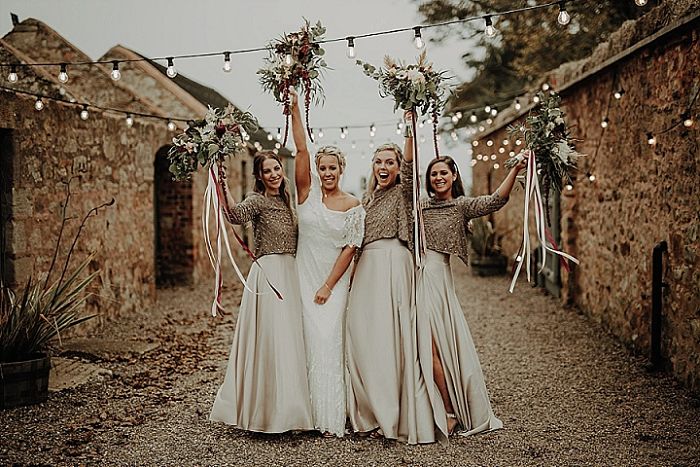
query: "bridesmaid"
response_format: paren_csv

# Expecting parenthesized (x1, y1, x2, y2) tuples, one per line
(406, 111, 527, 437)
(209, 151, 314, 433)
(345, 139, 438, 444)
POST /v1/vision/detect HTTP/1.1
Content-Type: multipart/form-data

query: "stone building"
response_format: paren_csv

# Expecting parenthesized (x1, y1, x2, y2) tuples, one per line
(469, 3, 699, 392)
(0, 18, 290, 322)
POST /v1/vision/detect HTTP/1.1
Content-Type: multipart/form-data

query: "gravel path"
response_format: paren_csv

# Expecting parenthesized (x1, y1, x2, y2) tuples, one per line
(2, 261, 699, 466)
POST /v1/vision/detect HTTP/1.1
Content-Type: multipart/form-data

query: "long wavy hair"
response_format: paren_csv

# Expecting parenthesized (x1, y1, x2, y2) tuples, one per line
(315, 145, 347, 174)
(252, 151, 292, 209)
(425, 155, 466, 199)
(364, 143, 404, 205)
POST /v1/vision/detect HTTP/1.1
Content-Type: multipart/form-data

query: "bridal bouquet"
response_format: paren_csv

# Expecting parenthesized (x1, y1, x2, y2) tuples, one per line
(505, 91, 580, 225)
(357, 51, 451, 157)
(258, 19, 328, 145)
(505, 90, 580, 293)
(167, 104, 259, 181)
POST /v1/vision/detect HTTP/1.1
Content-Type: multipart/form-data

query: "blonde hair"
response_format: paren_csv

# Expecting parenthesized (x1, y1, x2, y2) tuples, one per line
(315, 145, 346, 173)
(364, 142, 404, 205)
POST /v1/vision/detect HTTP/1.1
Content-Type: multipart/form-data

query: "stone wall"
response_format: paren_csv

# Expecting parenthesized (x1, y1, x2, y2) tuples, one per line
(471, 10, 700, 392)
(0, 90, 170, 321)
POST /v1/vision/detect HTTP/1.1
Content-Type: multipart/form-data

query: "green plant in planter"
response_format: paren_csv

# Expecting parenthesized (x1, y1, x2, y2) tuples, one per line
(1, 176, 113, 407)
(469, 217, 507, 276)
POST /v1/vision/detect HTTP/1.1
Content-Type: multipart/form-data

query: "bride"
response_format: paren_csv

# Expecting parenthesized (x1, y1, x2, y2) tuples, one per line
(289, 89, 365, 437)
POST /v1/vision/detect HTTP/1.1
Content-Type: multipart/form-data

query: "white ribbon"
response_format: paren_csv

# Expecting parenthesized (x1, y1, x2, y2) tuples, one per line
(509, 151, 579, 293)
(203, 164, 264, 316)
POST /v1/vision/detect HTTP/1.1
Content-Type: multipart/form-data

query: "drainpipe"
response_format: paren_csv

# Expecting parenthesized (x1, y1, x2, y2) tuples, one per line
(650, 241, 668, 370)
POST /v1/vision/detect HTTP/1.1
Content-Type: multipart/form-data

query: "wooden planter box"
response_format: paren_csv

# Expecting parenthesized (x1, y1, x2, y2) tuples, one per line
(1, 354, 51, 409)
(470, 254, 508, 276)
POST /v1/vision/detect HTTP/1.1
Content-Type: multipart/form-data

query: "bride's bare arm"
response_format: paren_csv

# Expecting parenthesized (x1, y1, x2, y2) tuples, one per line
(290, 89, 312, 204)
(313, 246, 357, 305)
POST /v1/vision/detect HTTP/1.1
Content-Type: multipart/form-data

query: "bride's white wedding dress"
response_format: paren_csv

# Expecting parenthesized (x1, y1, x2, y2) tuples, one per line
(296, 173, 365, 436)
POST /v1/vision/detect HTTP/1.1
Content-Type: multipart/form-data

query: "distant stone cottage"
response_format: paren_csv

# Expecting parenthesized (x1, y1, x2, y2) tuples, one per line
(0, 18, 291, 321)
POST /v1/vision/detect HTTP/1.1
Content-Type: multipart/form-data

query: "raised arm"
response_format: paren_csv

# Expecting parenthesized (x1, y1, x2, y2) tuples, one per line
(290, 88, 312, 204)
(494, 151, 528, 199)
(216, 163, 260, 224)
(460, 152, 528, 219)
(403, 109, 415, 163)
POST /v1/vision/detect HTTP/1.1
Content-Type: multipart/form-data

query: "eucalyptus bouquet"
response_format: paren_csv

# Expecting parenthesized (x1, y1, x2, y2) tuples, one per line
(167, 105, 259, 181)
(258, 19, 328, 145)
(506, 91, 581, 225)
(357, 51, 451, 156)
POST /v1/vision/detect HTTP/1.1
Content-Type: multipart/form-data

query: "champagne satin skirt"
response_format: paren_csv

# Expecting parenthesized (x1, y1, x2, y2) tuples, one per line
(210, 254, 314, 433)
(416, 250, 503, 437)
(345, 239, 438, 444)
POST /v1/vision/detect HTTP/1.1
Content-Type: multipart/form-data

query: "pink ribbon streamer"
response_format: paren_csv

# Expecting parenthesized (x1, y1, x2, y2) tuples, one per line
(509, 151, 579, 293)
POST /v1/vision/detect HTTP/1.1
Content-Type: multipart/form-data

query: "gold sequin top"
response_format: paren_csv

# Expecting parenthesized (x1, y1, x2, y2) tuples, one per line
(222, 192, 297, 258)
(360, 159, 414, 248)
(420, 193, 507, 265)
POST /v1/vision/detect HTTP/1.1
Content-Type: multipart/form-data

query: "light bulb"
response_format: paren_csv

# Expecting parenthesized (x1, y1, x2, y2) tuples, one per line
(478, 125, 485, 132)
(601, 117, 609, 129)
(8, 65, 18, 83)
(509, 151, 516, 157)
(484, 16, 497, 38)
(486, 140, 493, 147)
(275, 142, 281, 149)
(494, 163, 500, 170)
(451, 131, 458, 141)
(514, 98, 521, 111)
(284, 54, 293, 66)
(647, 132, 656, 145)
(80, 105, 89, 121)
(166, 57, 177, 78)
(515, 139, 522, 146)
(503, 139, 509, 146)
(318, 129, 324, 138)
(588, 173, 596, 182)
(267, 134, 273, 141)
(635, 0, 647, 6)
(541, 83, 550, 92)
(125, 114, 134, 128)
(614, 88, 625, 99)
(484, 105, 491, 113)
(486, 118, 493, 125)
(565, 184, 573, 191)
(455, 111, 463, 119)
(396, 125, 402, 135)
(111, 61, 121, 81)
(557, 2, 571, 26)
(276, 128, 282, 140)
(58, 63, 68, 83)
(34, 98, 44, 111)
(470, 112, 478, 123)
(471, 159, 478, 167)
(476, 154, 483, 160)
(222, 52, 232, 72)
(490, 154, 497, 160)
(533, 95, 541, 104)
(340, 128, 347, 139)
(682, 112, 694, 127)
(346, 37, 356, 59)
(167, 120, 177, 131)
(490, 108, 498, 117)
(472, 141, 479, 147)
(413, 27, 424, 49)
(498, 147, 505, 154)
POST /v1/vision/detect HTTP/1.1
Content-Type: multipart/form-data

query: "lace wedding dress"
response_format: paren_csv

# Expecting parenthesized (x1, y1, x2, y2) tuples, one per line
(296, 173, 365, 436)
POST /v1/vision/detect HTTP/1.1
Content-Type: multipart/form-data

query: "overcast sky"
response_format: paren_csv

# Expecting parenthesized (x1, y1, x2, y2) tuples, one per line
(1, 0, 478, 195)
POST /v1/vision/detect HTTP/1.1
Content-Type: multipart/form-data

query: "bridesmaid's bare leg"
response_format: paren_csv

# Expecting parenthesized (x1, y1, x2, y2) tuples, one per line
(432, 338, 458, 433)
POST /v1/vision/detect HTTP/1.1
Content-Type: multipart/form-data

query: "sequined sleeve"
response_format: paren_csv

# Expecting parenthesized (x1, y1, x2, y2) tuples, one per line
(223, 192, 262, 225)
(457, 193, 508, 220)
(337, 206, 366, 248)
(400, 158, 414, 204)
